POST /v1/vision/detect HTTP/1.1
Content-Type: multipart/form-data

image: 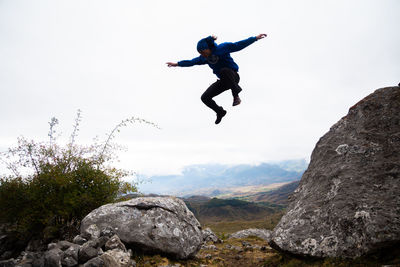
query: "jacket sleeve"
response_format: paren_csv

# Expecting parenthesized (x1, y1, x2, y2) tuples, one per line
(178, 56, 207, 67)
(221, 36, 258, 53)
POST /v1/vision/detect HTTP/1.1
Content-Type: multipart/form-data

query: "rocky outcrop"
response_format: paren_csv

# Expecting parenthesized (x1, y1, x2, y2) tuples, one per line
(1, 197, 204, 265)
(229, 228, 272, 242)
(271, 86, 400, 258)
(202, 228, 221, 243)
(1, 231, 136, 267)
(80, 196, 203, 259)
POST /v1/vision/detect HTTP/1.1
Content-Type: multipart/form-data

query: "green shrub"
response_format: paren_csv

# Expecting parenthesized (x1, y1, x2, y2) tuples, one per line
(0, 110, 158, 240)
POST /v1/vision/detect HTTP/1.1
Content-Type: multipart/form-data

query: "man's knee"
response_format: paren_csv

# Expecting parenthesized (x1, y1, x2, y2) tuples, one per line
(201, 92, 210, 103)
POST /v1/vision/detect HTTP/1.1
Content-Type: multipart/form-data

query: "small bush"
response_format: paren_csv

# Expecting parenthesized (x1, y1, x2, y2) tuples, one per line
(0, 110, 158, 240)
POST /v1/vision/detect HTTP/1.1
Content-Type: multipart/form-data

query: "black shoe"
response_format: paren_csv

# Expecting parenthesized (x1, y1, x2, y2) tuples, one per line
(215, 110, 227, 124)
(233, 96, 241, 106)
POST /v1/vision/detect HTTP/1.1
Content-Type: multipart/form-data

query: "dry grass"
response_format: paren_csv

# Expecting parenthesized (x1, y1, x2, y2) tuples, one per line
(133, 236, 276, 267)
(202, 212, 284, 237)
(132, 235, 400, 267)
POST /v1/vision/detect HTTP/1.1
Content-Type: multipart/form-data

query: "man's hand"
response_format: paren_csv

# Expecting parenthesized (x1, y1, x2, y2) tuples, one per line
(166, 62, 178, 67)
(211, 35, 217, 40)
(256, 33, 267, 40)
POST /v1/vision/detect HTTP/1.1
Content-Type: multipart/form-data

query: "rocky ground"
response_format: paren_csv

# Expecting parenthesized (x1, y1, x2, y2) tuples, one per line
(131, 236, 400, 267)
(2, 234, 400, 267)
(133, 236, 275, 267)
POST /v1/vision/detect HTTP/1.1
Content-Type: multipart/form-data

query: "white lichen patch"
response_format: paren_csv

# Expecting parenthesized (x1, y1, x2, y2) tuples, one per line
(354, 211, 370, 220)
(301, 238, 318, 255)
(335, 144, 371, 155)
(173, 227, 182, 237)
(327, 178, 341, 200)
(320, 236, 339, 256)
(335, 144, 349, 155)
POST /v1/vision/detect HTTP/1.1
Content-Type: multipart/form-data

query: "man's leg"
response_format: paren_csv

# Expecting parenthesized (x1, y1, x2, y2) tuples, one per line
(201, 80, 230, 124)
(219, 68, 242, 97)
(201, 80, 229, 113)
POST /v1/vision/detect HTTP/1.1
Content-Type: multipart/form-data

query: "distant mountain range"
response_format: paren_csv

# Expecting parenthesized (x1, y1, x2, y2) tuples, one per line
(138, 159, 308, 196)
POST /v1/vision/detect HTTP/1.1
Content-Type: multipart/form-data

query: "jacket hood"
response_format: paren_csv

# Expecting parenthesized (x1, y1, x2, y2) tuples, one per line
(197, 36, 217, 52)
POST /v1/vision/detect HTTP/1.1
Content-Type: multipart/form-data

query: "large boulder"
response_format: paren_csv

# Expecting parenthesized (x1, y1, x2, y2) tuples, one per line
(271, 86, 400, 258)
(80, 196, 203, 259)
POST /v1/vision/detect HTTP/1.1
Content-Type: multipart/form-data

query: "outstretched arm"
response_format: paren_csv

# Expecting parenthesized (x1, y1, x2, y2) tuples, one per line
(166, 56, 207, 68)
(223, 33, 267, 53)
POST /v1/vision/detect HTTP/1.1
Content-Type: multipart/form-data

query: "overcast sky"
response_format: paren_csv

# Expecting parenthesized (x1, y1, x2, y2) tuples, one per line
(1, 0, 399, 176)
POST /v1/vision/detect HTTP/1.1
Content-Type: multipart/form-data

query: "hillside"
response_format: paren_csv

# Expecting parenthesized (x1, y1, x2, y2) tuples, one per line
(203, 182, 291, 199)
(236, 180, 300, 205)
(183, 197, 284, 224)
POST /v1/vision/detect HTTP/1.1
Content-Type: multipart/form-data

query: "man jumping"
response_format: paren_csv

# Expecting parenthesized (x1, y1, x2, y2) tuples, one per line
(166, 33, 267, 124)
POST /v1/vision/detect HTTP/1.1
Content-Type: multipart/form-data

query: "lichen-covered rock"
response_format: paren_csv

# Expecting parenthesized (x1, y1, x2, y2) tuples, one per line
(57, 241, 77, 251)
(47, 243, 58, 251)
(105, 235, 126, 252)
(78, 243, 99, 263)
(61, 255, 78, 267)
(229, 228, 272, 242)
(81, 224, 100, 241)
(100, 227, 116, 238)
(72, 235, 87, 245)
(83, 256, 105, 267)
(44, 248, 63, 267)
(202, 228, 221, 243)
(63, 244, 80, 262)
(271, 86, 400, 258)
(100, 249, 134, 267)
(80, 197, 203, 259)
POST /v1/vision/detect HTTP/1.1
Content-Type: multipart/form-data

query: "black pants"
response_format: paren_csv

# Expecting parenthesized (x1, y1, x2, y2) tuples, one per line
(201, 68, 242, 114)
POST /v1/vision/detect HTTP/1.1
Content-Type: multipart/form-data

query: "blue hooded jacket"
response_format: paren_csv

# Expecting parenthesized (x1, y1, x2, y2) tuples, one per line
(178, 36, 258, 78)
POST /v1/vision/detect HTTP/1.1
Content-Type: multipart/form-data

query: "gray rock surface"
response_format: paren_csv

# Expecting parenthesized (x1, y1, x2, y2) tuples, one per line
(72, 235, 87, 245)
(81, 224, 100, 241)
(57, 241, 75, 251)
(44, 248, 63, 267)
(78, 243, 98, 263)
(61, 255, 78, 267)
(31, 256, 44, 267)
(105, 235, 126, 252)
(14, 233, 132, 267)
(202, 228, 221, 243)
(201, 244, 217, 250)
(271, 86, 400, 258)
(63, 244, 80, 262)
(95, 237, 110, 250)
(47, 243, 58, 251)
(229, 228, 272, 242)
(100, 249, 133, 267)
(80, 196, 203, 259)
(83, 256, 105, 267)
(100, 227, 116, 238)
